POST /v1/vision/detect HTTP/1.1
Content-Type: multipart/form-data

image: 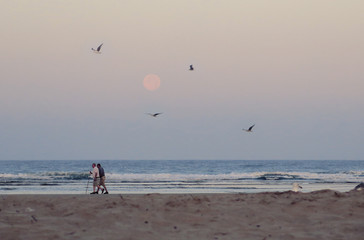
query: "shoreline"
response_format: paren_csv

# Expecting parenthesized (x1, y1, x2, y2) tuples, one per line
(1, 190, 364, 239)
(1, 182, 360, 195)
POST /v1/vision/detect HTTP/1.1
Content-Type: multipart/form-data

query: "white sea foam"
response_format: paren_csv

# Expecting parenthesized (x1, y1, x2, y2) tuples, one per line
(1, 171, 363, 183)
(0, 173, 49, 180)
(105, 171, 364, 183)
(1, 160, 364, 194)
(0, 172, 88, 180)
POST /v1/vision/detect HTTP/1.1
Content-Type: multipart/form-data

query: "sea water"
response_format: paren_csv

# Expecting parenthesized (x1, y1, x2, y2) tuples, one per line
(0, 160, 363, 194)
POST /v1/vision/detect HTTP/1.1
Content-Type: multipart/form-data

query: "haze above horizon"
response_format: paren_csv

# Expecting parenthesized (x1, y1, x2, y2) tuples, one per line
(1, 1, 363, 160)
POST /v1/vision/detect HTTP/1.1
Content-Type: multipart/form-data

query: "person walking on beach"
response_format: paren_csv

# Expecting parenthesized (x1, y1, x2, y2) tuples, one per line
(89, 163, 100, 194)
(97, 163, 109, 194)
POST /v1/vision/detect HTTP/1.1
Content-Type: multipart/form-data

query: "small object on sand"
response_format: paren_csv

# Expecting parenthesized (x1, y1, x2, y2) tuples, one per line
(31, 215, 38, 222)
(189, 65, 194, 71)
(26, 207, 35, 212)
(292, 183, 302, 192)
(354, 182, 364, 191)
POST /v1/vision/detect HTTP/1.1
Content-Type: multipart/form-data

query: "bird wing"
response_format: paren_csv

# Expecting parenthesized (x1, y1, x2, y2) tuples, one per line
(97, 43, 103, 51)
(146, 113, 162, 117)
(249, 124, 255, 131)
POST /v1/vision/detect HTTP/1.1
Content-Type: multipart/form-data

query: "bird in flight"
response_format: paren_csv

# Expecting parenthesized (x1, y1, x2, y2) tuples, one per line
(189, 65, 194, 71)
(146, 113, 163, 117)
(92, 43, 103, 54)
(243, 124, 255, 132)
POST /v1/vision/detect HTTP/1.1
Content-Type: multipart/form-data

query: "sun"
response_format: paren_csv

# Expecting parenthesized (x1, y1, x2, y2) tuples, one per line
(143, 74, 161, 91)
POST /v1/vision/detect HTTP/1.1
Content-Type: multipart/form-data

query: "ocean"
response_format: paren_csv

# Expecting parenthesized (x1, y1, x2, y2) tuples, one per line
(1, 160, 363, 194)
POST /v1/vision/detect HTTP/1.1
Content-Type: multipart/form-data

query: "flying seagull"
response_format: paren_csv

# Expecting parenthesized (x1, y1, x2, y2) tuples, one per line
(189, 65, 194, 71)
(243, 124, 255, 132)
(92, 43, 103, 54)
(146, 113, 163, 117)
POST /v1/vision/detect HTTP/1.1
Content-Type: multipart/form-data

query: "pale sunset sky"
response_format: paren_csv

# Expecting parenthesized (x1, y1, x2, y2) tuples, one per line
(1, 0, 363, 160)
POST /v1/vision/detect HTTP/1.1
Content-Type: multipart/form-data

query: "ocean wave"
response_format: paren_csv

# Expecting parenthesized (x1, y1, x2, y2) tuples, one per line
(40, 172, 89, 180)
(0, 172, 89, 180)
(105, 172, 363, 183)
(344, 171, 364, 177)
(0, 171, 363, 184)
(0, 187, 16, 191)
(0, 173, 49, 180)
(256, 173, 302, 181)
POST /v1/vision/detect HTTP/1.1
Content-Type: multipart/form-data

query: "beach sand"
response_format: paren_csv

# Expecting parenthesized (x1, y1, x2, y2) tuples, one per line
(1, 190, 364, 240)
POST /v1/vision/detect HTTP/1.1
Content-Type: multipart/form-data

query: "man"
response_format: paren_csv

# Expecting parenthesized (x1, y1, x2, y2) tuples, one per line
(89, 163, 100, 194)
(97, 163, 109, 194)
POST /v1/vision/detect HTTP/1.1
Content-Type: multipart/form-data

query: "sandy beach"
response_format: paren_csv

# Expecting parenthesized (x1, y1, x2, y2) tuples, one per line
(1, 190, 364, 240)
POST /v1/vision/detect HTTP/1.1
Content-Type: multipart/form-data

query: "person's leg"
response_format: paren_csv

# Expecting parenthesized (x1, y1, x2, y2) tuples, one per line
(92, 180, 96, 193)
(100, 177, 105, 193)
(91, 179, 100, 194)
(102, 176, 108, 193)
(97, 184, 104, 193)
(102, 183, 108, 193)
(96, 179, 100, 193)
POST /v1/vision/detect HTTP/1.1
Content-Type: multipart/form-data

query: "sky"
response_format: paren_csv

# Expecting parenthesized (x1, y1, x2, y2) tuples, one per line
(1, 0, 364, 160)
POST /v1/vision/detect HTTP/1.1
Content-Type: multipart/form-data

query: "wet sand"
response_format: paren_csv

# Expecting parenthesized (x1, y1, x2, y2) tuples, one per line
(1, 190, 364, 240)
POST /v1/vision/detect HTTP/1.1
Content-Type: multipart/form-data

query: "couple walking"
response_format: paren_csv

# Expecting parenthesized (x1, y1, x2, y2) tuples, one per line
(90, 163, 109, 194)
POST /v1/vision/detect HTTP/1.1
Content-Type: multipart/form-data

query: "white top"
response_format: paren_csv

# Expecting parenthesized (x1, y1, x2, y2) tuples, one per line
(92, 166, 99, 179)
